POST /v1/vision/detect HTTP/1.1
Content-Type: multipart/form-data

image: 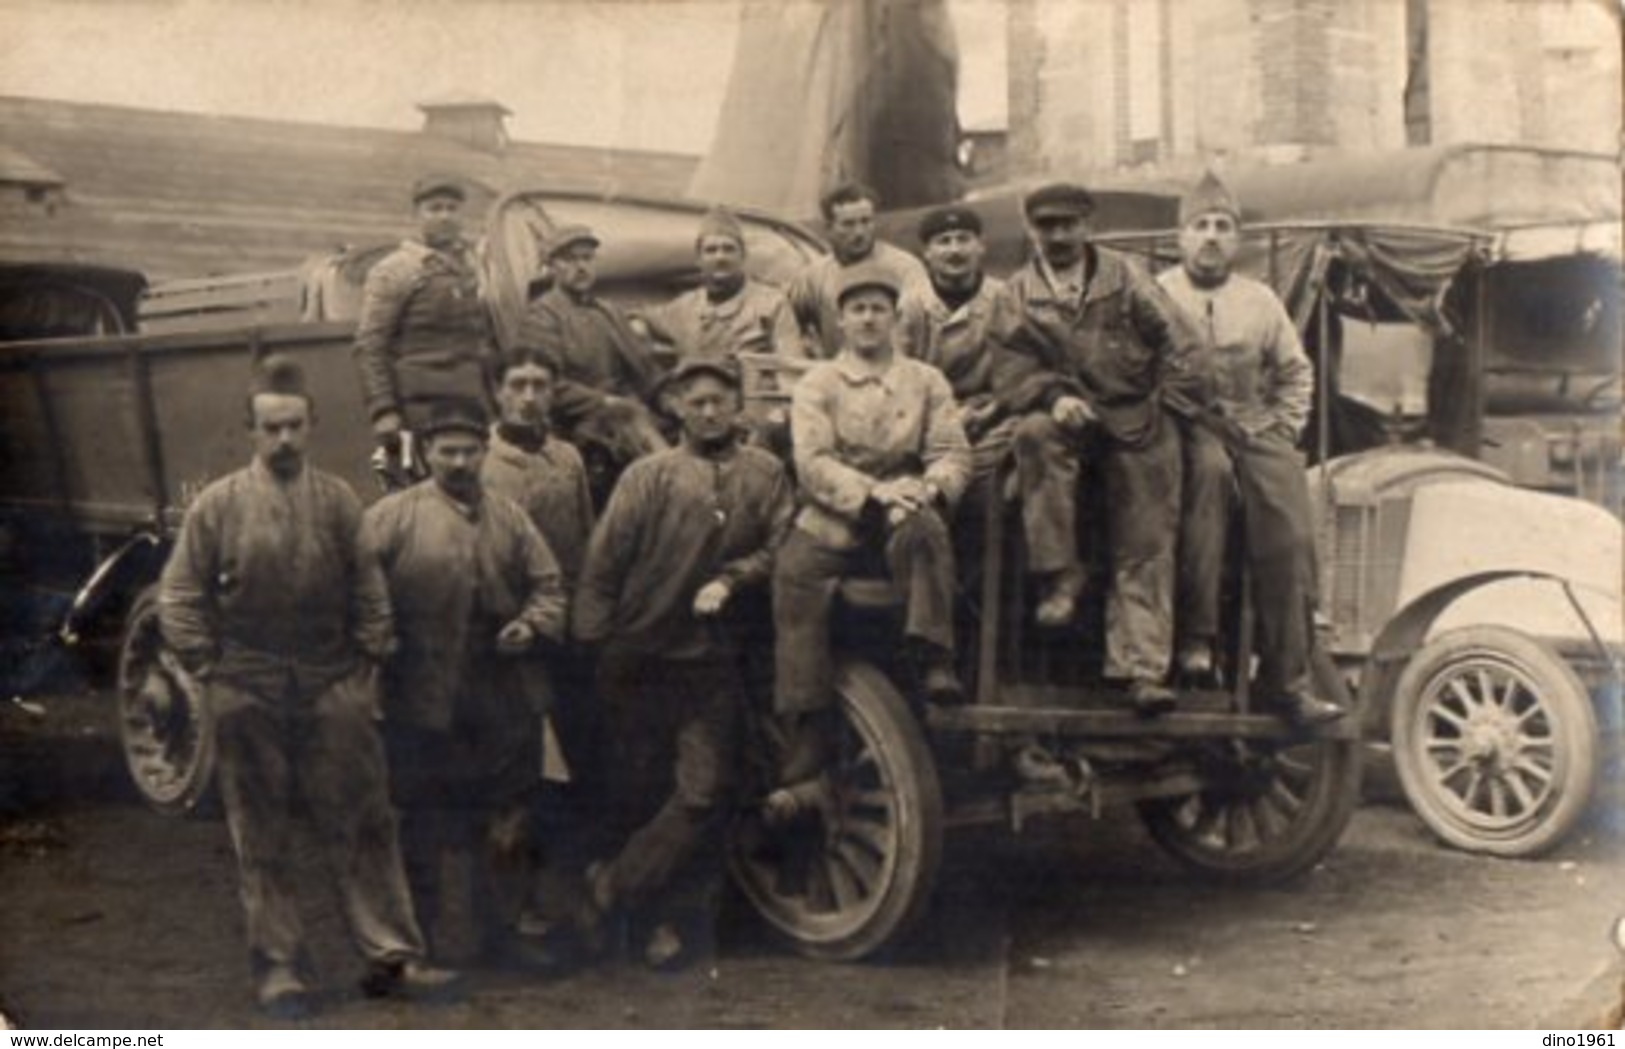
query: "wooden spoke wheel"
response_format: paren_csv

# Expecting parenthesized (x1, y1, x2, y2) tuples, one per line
(116, 587, 215, 816)
(1391, 626, 1598, 858)
(1138, 647, 1361, 885)
(730, 659, 944, 961)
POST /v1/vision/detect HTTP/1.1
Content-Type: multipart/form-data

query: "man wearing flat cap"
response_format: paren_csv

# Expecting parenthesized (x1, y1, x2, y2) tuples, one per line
(899, 203, 1023, 466)
(159, 355, 458, 1016)
(995, 181, 1210, 716)
(573, 357, 793, 968)
(354, 175, 494, 487)
(361, 396, 569, 966)
(641, 207, 802, 364)
(516, 223, 668, 503)
(1160, 171, 1340, 725)
(769, 262, 971, 814)
(787, 181, 932, 358)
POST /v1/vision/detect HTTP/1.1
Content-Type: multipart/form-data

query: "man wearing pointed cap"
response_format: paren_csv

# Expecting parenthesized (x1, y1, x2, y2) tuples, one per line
(354, 175, 494, 486)
(1160, 172, 1339, 725)
(573, 356, 793, 968)
(159, 355, 458, 1016)
(641, 207, 803, 364)
(361, 396, 570, 966)
(769, 262, 971, 811)
(516, 223, 669, 503)
(786, 181, 932, 358)
(993, 180, 1210, 716)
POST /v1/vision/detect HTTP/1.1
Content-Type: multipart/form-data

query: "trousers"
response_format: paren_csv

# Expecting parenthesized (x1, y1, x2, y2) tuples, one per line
(594, 651, 740, 919)
(1178, 424, 1317, 695)
(1009, 410, 1181, 681)
(772, 509, 956, 715)
(211, 673, 425, 976)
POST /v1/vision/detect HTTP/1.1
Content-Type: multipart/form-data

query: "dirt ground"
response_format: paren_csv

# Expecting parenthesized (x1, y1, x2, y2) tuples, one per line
(1, 688, 1620, 1030)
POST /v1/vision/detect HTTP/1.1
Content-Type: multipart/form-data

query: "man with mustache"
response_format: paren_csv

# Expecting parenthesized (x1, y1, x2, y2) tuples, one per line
(1160, 172, 1341, 725)
(641, 207, 802, 364)
(354, 175, 494, 486)
(158, 355, 458, 1017)
(573, 358, 793, 968)
(898, 203, 1023, 471)
(361, 397, 568, 967)
(787, 182, 932, 358)
(994, 182, 1209, 717)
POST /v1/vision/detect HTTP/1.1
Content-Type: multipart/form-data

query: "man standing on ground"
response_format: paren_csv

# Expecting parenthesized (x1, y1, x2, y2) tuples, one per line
(159, 355, 458, 1018)
(1161, 172, 1341, 725)
(573, 358, 794, 968)
(362, 398, 568, 967)
(788, 182, 931, 358)
(354, 175, 493, 487)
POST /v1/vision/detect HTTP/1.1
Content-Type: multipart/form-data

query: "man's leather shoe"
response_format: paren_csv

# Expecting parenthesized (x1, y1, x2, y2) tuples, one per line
(921, 661, 965, 704)
(359, 958, 464, 1003)
(1176, 640, 1215, 680)
(1035, 567, 1086, 628)
(1129, 678, 1178, 718)
(257, 965, 315, 1020)
(1273, 689, 1345, 727)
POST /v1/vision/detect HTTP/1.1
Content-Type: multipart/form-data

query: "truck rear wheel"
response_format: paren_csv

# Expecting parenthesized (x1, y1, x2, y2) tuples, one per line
(1391, 625, 1598, 858)
(117, 586, 215, 816)
(729, 659, 944, 961)
(1138, 647, 1361, 885)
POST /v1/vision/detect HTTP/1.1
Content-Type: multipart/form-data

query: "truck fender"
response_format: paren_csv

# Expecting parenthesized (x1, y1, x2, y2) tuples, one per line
(60, 532, 168, 646)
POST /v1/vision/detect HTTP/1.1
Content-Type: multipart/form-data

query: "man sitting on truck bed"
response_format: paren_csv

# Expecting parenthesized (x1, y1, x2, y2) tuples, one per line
(353, 174, 495, 487)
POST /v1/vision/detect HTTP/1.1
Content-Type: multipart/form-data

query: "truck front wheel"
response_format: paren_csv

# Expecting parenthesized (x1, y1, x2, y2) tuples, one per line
(116, 586, 215, 816)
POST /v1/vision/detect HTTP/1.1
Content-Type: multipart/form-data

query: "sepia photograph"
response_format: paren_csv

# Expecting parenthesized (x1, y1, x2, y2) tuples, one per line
(0, 0, 1620, 1031)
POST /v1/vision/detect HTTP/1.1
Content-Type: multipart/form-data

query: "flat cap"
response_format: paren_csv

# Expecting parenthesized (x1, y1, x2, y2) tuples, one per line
(834, 261, 901, 307)
(411, 174, 467, 205)
(543, 223, 601, 260)
(1023, 182, 1096, 221)
(918, 204, 984, 244)
(667, 356, 742, 391)
(418, 397, 490, 440)
(248, 354, 309, 399)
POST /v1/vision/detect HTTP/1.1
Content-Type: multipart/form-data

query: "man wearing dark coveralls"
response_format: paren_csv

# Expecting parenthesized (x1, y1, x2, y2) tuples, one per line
(478, 348, 604, 954)
(1161, 171, 1342, 725)
(515, 223, 668, 498)
(361, 397, 568, 964)
(997, 182, 1209, 717)
(787, 182, 933, 358)
(158, 355, 458, 1018)
(353, 175, 493, 485)
(770, 262, 971, 809)
(572, 357, 794, 968)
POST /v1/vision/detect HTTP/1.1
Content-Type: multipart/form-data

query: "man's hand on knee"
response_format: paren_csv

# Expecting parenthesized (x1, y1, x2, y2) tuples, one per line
(1051, 395, 1096, 433)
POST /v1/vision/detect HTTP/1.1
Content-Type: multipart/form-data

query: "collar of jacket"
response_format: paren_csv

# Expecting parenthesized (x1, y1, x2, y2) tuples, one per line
(1022, 245, 1129, 310)
(921, 275, 996, 325)
(831, 349, 904, 388)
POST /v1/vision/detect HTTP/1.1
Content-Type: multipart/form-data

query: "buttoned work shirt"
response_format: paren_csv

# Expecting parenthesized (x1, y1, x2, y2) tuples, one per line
(898, 275, 1020, 404)
(790, 351, 971, 549)
(1157, 268, 1312, 440)
(642, 279, 803, 363)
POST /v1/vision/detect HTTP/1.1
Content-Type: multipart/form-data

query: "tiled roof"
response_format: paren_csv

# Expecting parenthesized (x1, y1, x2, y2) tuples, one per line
(0, 95, 699, 280)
